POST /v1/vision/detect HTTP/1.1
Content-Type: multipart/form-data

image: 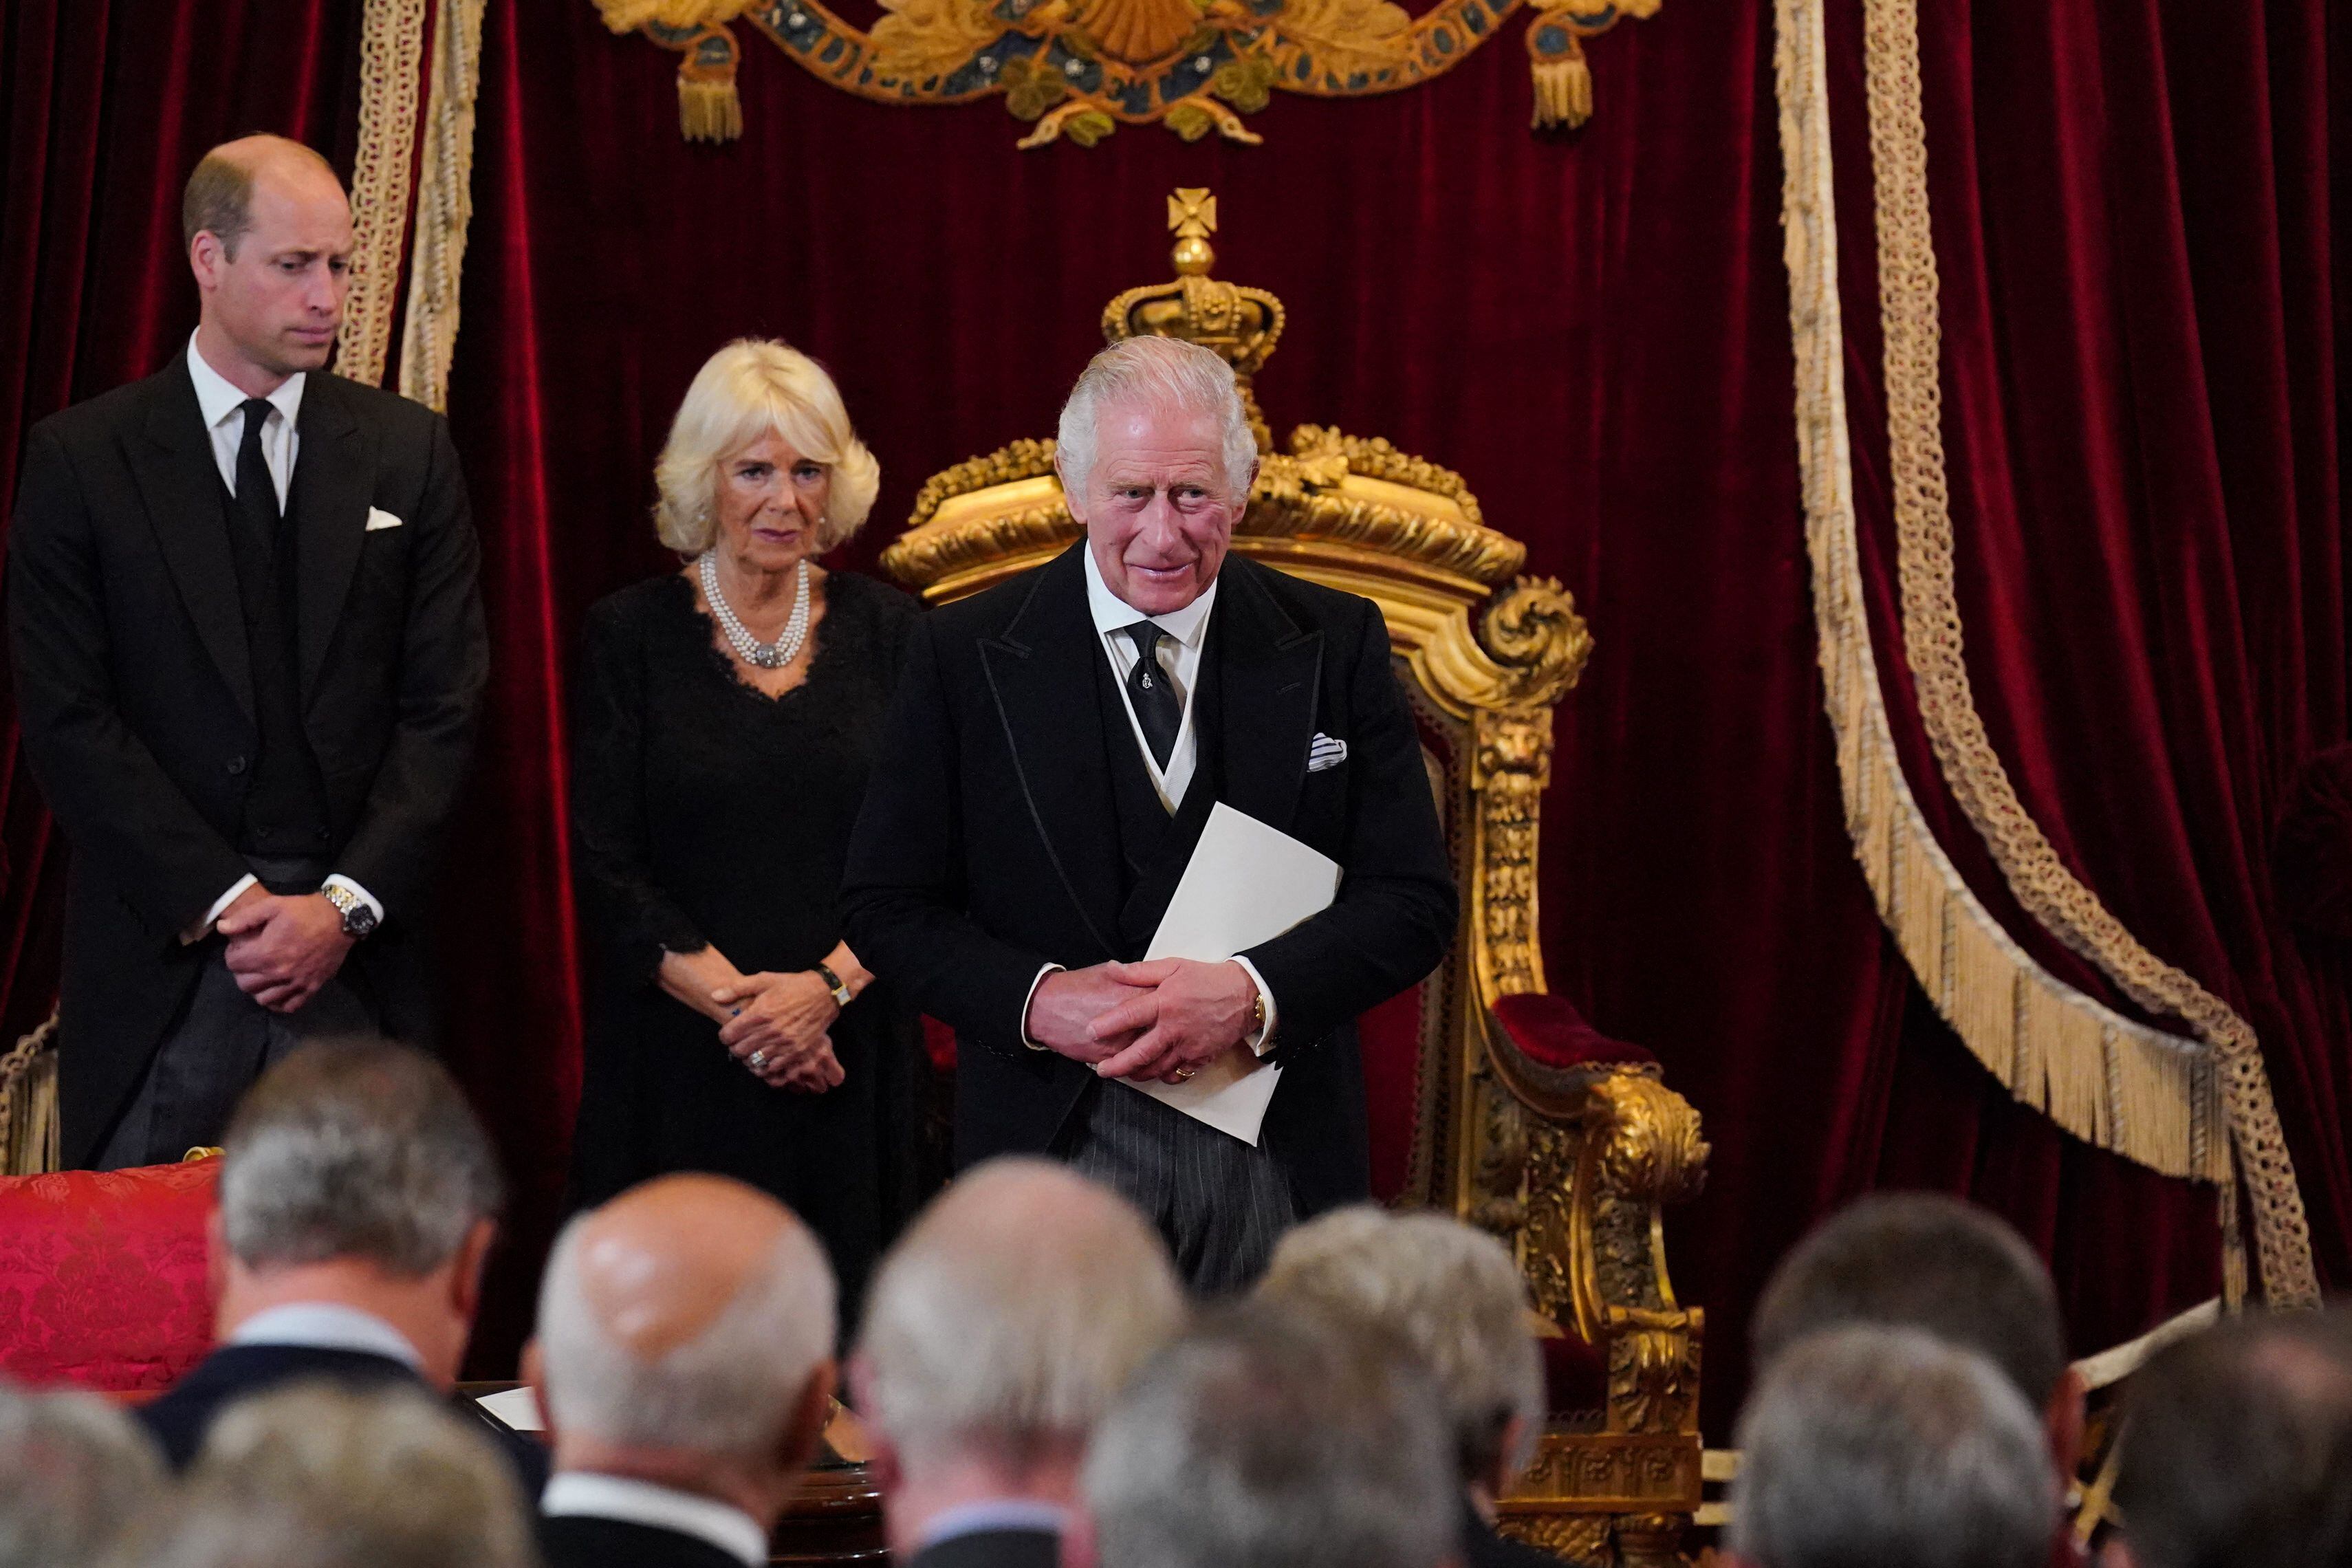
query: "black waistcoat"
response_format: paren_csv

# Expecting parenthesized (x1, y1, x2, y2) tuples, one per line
(1090, 633, 1223, 957)
(217, 479, 331, 858)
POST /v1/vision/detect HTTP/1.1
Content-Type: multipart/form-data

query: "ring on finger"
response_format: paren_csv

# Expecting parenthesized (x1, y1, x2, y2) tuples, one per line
(1173, 1067, 1197, 1082)
(748, 1049, 768, 1069)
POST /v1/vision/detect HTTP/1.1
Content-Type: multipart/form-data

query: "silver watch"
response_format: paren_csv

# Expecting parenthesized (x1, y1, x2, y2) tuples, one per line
(321, 883, 378, 939)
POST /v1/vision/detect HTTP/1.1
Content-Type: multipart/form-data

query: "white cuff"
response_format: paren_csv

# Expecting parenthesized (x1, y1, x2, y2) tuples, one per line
(323, 875, 384, 925)
(1232, 957, 1277, 1056)
(1021, 963, 1066, 1051)
(183, 874, 259, 945)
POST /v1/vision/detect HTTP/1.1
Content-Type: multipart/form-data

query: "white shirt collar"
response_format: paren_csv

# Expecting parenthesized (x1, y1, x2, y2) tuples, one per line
(1082, 543, 1217, 649)
(542, 1472, 768, 1568)
(186, 328, 305, 435)
(919, 1499, 1070, 1549)
(226, 1303, 424, 1370)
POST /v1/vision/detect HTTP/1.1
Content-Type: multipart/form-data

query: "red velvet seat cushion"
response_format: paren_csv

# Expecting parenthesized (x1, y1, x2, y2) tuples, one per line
(0, 1160, 219, 1393)
(1543, 1325, 1610, 1415)
(1491, 992, 1657, 1072)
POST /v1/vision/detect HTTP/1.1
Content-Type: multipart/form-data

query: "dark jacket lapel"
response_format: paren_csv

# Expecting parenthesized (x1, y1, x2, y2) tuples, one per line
(131, 356, 255, 724)
(290, 374, 373, 702)
(1215, 555, 1322, 834)
(979, 545, 1124, 961)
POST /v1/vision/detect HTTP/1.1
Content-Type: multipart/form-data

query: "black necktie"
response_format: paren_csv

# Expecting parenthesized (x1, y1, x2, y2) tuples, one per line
(1120, 621, 1182, 769)
(234, 398, 281, 552)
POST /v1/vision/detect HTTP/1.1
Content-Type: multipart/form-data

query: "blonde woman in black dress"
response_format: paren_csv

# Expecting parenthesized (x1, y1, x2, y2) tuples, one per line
(569, 338, 922, 1318)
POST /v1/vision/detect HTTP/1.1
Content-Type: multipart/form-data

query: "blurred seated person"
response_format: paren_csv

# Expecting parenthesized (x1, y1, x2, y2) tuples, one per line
(135, 1038, 534, 1485)
(2104, 1308, 2352, 1568)
(0, 1378, 168, 1568)
(1076, 1303, 1459, 1568)
(528, 1173, 838, 1568)
(1258, 1206, 1550, 1568)
(1752, 1191, 2084, 1541)
(569, 337, 925, 1326)
(122, 1383, 538, 1568)
(851, 1158, 1184, 1568)
(1727, 1325, 2054, 1568)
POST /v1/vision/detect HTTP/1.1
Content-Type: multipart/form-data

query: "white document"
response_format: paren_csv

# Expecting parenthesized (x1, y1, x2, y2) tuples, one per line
(1122, 802, 1338, 1145)
(472, 1384, 545, 1432)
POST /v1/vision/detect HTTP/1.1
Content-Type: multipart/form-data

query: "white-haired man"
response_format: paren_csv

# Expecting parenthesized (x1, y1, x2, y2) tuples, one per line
(527, 1173, 838, 1568)
(852, 1158, 1186, 1568)
(844, 336, 1457, 1290)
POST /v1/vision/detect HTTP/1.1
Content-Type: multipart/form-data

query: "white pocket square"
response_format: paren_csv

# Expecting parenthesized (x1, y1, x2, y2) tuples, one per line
(364, 507, 404, 532)
(1307, 733, 1348, 772)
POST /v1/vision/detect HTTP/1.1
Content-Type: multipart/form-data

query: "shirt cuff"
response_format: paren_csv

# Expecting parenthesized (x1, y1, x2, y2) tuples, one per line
(182, 874, 259, 946)
(1232, 957, 1277, 1056)
(323, 875, 384, 926)
(1021, 963, 1066, 1051)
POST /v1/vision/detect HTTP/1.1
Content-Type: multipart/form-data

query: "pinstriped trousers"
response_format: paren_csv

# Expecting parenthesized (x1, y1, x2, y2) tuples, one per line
(1063, 1078, 1296, 1294)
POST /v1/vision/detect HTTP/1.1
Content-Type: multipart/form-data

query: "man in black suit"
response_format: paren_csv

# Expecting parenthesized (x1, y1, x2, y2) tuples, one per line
(7, 135, 488, 1169)
(140, 1038, 541, 1492)
(531, 1173, 838, 1568)
(842, 336, 1456, 1290)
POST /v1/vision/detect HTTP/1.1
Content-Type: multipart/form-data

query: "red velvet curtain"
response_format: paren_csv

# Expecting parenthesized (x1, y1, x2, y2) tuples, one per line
(5, 0, 2346, 1433)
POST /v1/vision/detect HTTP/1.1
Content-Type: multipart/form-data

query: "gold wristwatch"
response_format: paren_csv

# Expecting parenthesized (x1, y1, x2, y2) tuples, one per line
(320, 882, 378, 939)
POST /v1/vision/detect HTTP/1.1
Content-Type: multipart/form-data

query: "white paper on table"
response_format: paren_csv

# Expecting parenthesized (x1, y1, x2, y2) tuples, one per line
(472, 1385, 545, 1433)
(1120, 802, 1338, 1146)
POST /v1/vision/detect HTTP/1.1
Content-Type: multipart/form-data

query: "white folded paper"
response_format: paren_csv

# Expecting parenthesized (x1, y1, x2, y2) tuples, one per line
(1121, 802, 1338, 1145)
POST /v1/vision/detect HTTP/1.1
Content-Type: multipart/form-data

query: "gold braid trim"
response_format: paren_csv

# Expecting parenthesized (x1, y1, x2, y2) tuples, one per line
(0, 1010, 59, 1177)
(397, 0, 487, 412)
(338, 0, 431, 387)
(1857, 0, 2314, 1305)
(1773, 0, 2313, 1301)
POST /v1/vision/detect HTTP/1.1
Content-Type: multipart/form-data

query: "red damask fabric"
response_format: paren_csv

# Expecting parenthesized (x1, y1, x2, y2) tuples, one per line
(0, 1160, 217, 1393)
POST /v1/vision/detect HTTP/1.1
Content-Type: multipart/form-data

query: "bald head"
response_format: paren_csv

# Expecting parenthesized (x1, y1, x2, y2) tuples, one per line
(537, 1175, 836, 1462)
(183, 136, 343, 257)
(855, 1158, 1184, 1469)
(184, 135, 351, 388)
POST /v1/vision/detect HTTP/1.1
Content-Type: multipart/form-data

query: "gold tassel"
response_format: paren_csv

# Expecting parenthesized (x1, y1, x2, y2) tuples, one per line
(678, 70, 742, 141)
(1529, 50, 1592, 129)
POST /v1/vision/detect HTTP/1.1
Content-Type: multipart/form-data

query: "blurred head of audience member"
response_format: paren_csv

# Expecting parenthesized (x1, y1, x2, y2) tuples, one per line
(530, 1172, 838, 1566)
(0, 1379, 166, 1568)
(1257, 1207, 1547, 1567)
(1078, 1301, 1459, 1568)
(210, 1038, 505, 1386)
(2104, 1308, 2352, 1568)
(1752, 1193, 2082, 1479)
(851, 1158, 1184, 1567)
(1728, 1324, 2056, 1568)
(122, 1383, 536, 1568)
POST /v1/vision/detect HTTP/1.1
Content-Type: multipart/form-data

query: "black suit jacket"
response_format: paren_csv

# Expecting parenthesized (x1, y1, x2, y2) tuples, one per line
(7, 354, 489, 1163)
(539, 1515, 749, 1568)
(910, 1527, 1062, 1568)
(138, 1342, 548, 1492)
(841, 544, 1456, 1215)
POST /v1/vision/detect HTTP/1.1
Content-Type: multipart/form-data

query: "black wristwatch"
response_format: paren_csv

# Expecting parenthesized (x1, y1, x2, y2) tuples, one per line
(815, 962, 853, 1010)
(321, 883, 379, 940)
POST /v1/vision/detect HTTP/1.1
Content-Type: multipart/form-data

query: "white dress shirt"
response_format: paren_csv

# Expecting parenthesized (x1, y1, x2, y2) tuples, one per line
(227, 1301, 424, 1370)
(541, 1473, 767, 1568)
(182, 331, 382, 939)
(1019, 553, 1276, 1054)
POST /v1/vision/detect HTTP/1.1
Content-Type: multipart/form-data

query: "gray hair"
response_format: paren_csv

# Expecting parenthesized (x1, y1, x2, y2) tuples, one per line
(1259, 1205, 1544, 1484)
(121, 1383, 536, 1568)
(1083, 1303, 1457, 1568)
(1728, 1325, 2056, 1568)
(1752, 1193, 2067, 1408)
(536, 1204, 836, 1461)
(219, 1039, 503, 1276)
(2112, 1308, 2352, 1568)
(0, 1381, 166, 1568)
(856, 1157, 1184, 1470)
(1055, 337, 1258, 505)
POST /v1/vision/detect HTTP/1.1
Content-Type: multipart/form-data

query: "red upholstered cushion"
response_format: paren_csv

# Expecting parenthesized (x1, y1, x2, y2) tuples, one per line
(1491, 992, 1657, 1072)
(1542, 1324, 1610, 1415)
(0, 1160, 219, 1393)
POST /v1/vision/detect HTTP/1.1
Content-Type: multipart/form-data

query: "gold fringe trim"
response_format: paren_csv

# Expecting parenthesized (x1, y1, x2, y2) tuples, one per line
(1527, 45, 1592, 129)
(679, 72, 744, 142)
(0, 1010, 59, 1177)
(397, 0, 488, 413)
(1772, 0, 2311, 1301)
(1855, 0, 2315, 1305)
(338, 0, 431, 387)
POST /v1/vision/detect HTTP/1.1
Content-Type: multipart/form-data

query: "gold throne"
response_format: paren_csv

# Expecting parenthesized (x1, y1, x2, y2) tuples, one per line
(882, 190, 1709, 1568)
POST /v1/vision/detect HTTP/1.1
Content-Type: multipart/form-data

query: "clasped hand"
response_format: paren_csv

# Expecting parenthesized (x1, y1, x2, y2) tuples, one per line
(217, 890, 353, 1014)
(712, 970, 845, 1093)
(1025, 958, 1259, 1085)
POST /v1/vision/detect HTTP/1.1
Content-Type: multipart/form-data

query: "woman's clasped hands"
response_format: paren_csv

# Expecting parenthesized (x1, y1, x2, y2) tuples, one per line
(712, 970, 845, 1093)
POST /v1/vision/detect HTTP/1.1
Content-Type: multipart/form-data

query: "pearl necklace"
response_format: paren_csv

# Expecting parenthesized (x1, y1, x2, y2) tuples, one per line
(699, 552, 811, 670)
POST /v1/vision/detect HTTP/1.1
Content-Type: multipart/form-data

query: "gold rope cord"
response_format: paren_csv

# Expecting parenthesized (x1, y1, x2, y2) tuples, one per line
(339, 0, 431, 387)
(398, 0, 488, 412)
(1772, 0, 2307, 1304)
(1856, 0, 2315, 1305)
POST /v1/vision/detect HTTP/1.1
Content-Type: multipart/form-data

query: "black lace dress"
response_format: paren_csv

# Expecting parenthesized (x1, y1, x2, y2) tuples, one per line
(568, 569, 925, 1318)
